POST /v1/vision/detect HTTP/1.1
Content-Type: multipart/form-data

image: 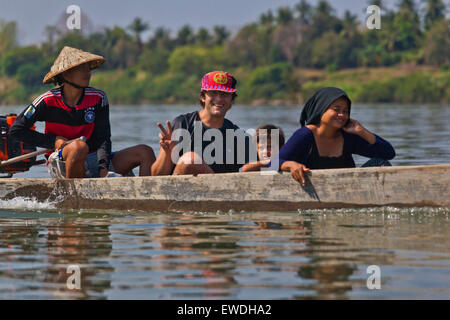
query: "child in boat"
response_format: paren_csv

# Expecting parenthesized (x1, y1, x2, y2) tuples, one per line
(241, 124, 285, 172)
(278, 87, 395, 185)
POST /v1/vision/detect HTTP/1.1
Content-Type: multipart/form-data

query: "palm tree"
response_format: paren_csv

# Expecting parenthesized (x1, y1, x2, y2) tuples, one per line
(151, 27, 172, 49)
(341, 10, 359, 38)
(315, 0, 333, 17)
(44, 25, 60, 53)
(259, 10, 274, 27)
(213, 26, 230, 45)
(277, 7, 294, 25)
(311, 1, 341, 37)
(127, 17, 149, 54)
(389, 0, 421, 51)
(0, 19, 17, 54)
(397, 0, 420, 24)
(295, 0, 312, 25)
(424, 0, 446, 30)
(342, 10, 359, 29)
(176, 25, 194, 46)
(197, 28, 212, 46)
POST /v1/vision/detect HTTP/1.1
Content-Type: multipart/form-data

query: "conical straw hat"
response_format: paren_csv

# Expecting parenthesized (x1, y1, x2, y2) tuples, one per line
(43, 46, 105, 84)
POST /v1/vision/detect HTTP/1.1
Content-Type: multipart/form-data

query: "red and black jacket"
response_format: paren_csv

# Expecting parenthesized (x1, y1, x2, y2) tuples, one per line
(9, 86, 112, 170)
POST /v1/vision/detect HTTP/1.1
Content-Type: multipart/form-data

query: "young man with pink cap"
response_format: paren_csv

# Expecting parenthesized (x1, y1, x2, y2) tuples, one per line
(152, 71, 251, 176)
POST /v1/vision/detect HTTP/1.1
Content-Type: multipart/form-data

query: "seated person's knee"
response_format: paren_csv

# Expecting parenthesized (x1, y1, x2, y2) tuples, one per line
(63, 140, 89, 159)
(177, 152, 203, 166)
(173, 152, 213, 175)
(136, 144, 155, 159)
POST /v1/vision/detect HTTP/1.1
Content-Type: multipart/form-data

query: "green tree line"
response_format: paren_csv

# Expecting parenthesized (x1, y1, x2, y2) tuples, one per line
(0, 0, 449, 105)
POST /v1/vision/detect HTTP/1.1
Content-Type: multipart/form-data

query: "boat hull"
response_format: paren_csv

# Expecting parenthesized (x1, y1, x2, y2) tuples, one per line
(1, 164, 449, 212)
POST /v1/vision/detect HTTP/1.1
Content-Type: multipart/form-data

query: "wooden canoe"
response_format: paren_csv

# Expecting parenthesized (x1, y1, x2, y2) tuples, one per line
(0, 164, 449, 212)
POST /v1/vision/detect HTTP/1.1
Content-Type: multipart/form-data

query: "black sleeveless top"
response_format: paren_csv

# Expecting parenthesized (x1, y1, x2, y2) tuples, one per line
(305, 138, 355, 169)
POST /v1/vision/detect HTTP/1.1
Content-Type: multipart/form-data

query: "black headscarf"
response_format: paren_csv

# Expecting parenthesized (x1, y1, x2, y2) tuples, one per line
(300, 87, 352, 126)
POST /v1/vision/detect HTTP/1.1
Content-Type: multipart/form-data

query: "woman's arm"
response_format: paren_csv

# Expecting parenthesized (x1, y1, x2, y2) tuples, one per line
(277, 127, 314, 170)
(343, 119, 395, 160)
(280, 161, 310, 186)
(274, 127, 314, 185)
(342, 119, 375, 144)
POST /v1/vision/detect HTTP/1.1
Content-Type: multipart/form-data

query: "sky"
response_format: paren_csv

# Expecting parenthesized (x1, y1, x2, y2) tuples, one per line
(0, 0, 418, 45)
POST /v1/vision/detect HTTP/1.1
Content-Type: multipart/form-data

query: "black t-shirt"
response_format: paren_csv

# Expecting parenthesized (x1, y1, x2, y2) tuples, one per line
(171, 111, 252, 173)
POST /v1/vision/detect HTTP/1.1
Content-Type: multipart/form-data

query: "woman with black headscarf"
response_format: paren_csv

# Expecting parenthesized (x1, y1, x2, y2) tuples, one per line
(277, 87, 395, 185)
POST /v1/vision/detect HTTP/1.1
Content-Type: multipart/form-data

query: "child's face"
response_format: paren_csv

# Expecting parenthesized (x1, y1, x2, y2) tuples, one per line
(257, 136, 272, 160)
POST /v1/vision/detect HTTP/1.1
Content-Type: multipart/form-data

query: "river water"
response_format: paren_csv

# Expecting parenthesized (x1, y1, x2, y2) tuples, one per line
(0, 103, 449, 299)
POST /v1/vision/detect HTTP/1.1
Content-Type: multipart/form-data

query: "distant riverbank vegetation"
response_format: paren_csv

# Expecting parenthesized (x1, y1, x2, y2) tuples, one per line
(0, 0, 449, 105)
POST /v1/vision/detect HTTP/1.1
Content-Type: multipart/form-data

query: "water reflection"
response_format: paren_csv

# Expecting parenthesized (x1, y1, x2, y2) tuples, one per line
(0, 208, 449, 299)
(0, 215, 113, 299)
(44, 218, 113, 299)
(132, 214, 362, 299)
(152, 215, 239, 299)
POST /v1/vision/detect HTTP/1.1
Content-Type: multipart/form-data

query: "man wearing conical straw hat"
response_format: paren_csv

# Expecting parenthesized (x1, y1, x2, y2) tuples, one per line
(9, 46, 156, 178)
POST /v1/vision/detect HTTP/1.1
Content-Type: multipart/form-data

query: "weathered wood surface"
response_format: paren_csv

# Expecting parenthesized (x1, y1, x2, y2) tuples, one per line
(0, 164, 449, 212)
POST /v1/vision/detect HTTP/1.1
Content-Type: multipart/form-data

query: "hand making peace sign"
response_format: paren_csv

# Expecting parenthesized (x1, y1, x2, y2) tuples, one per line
(157, 121, 176, 152)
